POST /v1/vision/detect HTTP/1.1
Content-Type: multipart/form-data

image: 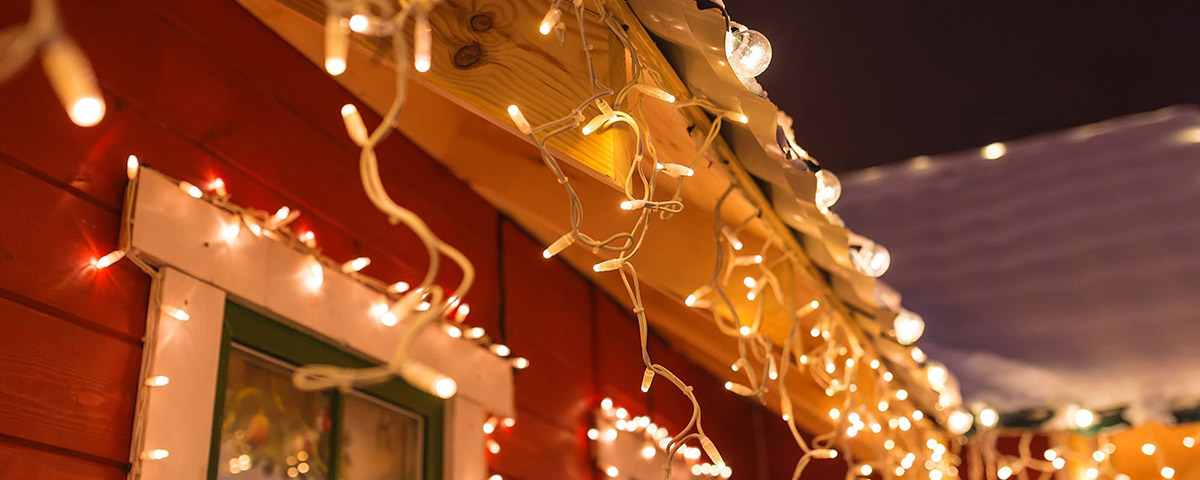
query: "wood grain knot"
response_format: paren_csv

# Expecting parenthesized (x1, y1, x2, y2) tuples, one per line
(454, 44, 484, 68)
(469, 13, 493, 32)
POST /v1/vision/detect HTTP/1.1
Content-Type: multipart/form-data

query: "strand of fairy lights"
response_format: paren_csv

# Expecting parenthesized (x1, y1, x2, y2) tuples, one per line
(319, 0, 748, 474)
(966, 415, 1197, 480)
(320, 0, 978, 477)
(0, 0, 106, 127)
(101, 159, 526, 469)
(587, 398, 732, 478)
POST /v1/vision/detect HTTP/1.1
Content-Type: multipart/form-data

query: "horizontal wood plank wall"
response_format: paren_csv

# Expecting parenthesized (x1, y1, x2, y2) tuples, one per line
(0, 0, 823, 478)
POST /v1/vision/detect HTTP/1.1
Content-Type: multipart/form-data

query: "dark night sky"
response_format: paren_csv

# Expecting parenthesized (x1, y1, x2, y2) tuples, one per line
(726, 1, 1200, 171)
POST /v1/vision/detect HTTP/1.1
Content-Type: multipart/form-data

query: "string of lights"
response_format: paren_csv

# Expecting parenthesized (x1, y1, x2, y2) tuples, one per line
(0, 0, 106, 127)
(99, 160, 525, 471)
(316, 0, 980, 477)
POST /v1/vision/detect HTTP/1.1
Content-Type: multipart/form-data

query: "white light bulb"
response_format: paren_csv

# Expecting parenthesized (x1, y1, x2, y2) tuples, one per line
(507, 105, 531, 135)
(926, 361, 949, 391)
(893, 309, 925, 345)
(539, 7, 561, 35)
(982, 142, 1007, 160)
(142, 449, 170, 460)
(42, 38, 105, 127)
(413, 13, 431, 72)
(91, 250, 125, 269)
(641, 367, 655, 392)
(491, 344, 511, 357)
(389, 281, 410, 293)
(641, 443, 656, 459)
(146, 375, 170, 387)
(324, 15, 348, 75)
(997, 466, 1013, 480)
(543, 233, 574, 259)
(720, 226, 742, 250)
(342, 257, 370, 273)
(978, 407, 998, 427)
(593, 259, 623, 272)
(814, 170, 842, 210)
(1072, 407, 1095, 429)
(511, 357, 529, 369)
(179, 181, 203, 199)
(896, 389, 908, 400)
(947, 409, 973, 435)
(605, 466, 619, 478)
(304, 258, 324, 291)
(724, 28, 772, 79)
(849, 239, 891, 277)
(656, 163, 694, 177)
(348, 14, 369, 33)
(340, 104, 369, 145)
(1184, 436, 1195, 448)
(1161, 467, 1175, 479)
(162, 305, 190, 322)
(1142, 443, 1156, 455)
(126, 155, 140, 179)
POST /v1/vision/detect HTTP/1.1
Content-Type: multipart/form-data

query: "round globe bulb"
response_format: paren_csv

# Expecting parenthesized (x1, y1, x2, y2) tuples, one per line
(893, 309, 925, 345)
(814, 170, 842, 210)
(725, 28, 773, 79)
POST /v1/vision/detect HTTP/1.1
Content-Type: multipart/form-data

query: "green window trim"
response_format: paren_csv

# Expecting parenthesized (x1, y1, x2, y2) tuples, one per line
(209, 301, 444, 480)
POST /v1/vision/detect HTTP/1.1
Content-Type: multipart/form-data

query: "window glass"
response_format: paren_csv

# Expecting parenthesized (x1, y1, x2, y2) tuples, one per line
(216, 346, 334, 479)
(339, 393, 424, 480)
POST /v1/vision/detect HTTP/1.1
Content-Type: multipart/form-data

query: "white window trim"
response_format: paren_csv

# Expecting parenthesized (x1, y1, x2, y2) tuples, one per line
(126, 169, 510, 479)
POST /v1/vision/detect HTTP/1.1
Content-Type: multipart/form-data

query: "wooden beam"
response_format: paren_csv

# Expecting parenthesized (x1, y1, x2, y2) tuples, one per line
(234, 0, 870, 450)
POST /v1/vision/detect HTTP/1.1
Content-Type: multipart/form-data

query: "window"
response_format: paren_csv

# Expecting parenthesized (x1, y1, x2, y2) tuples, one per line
(210, 302, 443, 480)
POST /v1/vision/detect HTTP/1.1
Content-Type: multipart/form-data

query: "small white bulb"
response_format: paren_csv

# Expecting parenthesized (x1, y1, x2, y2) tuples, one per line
(539, 7, 561, 35)
(814, 170, 842, 210)
(42, 38, 105, 127)
(389, 281, 411, 293)
(145, 375, 170, 387)
(592, 258, 623, 272)
(1142, 443, 1156, 455)
(1161, 467, 1175, 479)
(126, 155, 140, 179)
(491, 344, 511, 357)
(340, 104, 369, 145)
(348, 14, 370, 33)
(413, 13, 431, 72)
(982, 142, 1007, 160)
(656, 162, 694, 177)
(507, 105, 531, 135)
(1072, 407, 1095, 429)
(640, 367, 655, 392)
(724, 381, 753, 396)
(179, 181, 203, 199)
(543, 233, 574, 259)
(699, 436, 723, 465)
(142, 449, 170, 460)
(342, 256, 370, 273)
(512, 357, 530, 369)
(620, 199, 647, 211)
(324, 15, 348, 75)
(91, 250, 125, 269)
(162, 305, 190, 322)
(720, 226, 742, 250)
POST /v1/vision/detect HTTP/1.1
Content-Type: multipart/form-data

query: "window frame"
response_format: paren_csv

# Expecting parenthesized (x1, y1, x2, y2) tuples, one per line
(208, 301, 443, 480)
(125, 168, 511, 480)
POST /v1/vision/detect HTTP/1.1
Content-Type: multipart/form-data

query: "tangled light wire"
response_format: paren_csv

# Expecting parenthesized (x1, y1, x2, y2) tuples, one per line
(312, 0, 964, 478)
(290, 0, 474, 400)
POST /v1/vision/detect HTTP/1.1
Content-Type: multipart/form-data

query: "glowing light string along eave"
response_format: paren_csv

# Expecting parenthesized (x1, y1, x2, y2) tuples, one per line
(317, 0, 979, 477)
(103, 159, 525, 470)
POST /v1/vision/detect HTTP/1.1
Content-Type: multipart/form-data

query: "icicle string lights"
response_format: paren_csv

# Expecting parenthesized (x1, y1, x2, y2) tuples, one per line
(315, 0, 968, 477)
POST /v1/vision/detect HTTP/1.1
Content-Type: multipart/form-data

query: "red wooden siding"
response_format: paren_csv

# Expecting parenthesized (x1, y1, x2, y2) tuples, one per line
(0, 0, 813, 478)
